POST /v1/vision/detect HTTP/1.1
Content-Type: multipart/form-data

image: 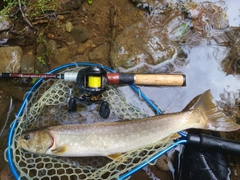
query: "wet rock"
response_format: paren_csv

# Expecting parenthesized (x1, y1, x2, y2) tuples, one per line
(70, 25, 89, 43)
(0, 32, 15, 42)
(110, 12, 183, 73)
(89, 44, 110, 61)
(183, 2, 228, 33)
(60, 0, 84, 11)
(221, 28, 240, 74)
(0, 16, 13, 31)
(131, 0, 171, 12)
(21, 50, 35, 73)
(0, 46, 23, 72)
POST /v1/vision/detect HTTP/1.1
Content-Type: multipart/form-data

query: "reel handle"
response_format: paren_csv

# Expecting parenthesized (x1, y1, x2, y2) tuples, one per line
(107, 73, 186, 86)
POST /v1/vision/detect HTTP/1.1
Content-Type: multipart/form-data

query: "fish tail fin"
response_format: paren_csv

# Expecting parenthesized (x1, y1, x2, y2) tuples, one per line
(192, 90, 240, 131)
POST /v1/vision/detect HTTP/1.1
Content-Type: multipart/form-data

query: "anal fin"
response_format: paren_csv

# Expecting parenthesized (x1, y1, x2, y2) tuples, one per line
(170, 133, 181, 139)
(107, 153, 124, 161)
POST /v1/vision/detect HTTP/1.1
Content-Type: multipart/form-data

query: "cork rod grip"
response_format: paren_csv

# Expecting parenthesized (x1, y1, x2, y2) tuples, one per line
(134, 74, 185, 86)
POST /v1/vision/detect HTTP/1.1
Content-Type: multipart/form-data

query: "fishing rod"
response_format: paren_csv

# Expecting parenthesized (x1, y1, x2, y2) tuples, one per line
(0, 68, 186, 86)
(1, 67, 185, 118)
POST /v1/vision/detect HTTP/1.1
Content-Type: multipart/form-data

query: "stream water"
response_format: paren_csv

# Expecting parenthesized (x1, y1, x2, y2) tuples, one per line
(1, 0, 240, 179)
(141, 45, 239, 113)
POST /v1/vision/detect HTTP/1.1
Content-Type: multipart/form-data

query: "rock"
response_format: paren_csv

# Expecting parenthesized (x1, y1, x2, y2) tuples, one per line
(21, 50, 35, 73)
(131, 0, 171, 12)
(77, 40, 94, 54)
(65, 22, 73, 32)
(0, 46, 23, 72)
(35, 43, 50, 73)
(0, 32, 15, 41)
(89, 44, 110, 61)
(48, 39, 58, 50)
(60, 0, 84, 11)
(110, 11, 183, 73)
(57, 15, 65, 20)
(221, 28, 240, 74)
(70, 25, 89, 43)
(183, 2, 228, 33)
(36, 43, 47, 57)
(49, 46, 70, 67)
(0, 16, 13, 31)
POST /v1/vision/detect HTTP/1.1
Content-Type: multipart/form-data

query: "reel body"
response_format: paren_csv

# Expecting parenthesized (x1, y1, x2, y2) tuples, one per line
(68, 66, 110, 119)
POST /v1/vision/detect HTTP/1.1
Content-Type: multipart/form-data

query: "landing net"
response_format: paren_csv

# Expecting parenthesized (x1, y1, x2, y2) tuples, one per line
(7, 65, 174, 179)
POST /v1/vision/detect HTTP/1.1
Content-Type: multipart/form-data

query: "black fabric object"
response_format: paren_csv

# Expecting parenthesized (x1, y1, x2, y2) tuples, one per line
(179, 132, 230, 180)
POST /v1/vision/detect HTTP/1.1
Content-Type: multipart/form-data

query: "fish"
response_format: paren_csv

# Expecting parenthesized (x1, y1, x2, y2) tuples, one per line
(18, 90, 240, 159)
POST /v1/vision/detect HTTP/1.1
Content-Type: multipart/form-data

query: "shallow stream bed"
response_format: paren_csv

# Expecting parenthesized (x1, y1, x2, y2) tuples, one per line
(1, 0, 240, 179)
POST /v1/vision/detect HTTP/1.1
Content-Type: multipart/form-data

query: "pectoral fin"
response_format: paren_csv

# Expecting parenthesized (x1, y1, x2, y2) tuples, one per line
(51, 146, 66, 154)
(107, 153, 123, 161)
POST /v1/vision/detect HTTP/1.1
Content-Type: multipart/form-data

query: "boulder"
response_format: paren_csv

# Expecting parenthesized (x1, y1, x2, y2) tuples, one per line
(0, 46, 23, 72)
(0, 16, 13, 31)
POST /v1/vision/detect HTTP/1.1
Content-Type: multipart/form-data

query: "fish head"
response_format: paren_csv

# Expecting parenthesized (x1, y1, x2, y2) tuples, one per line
(18, 129, 53, 154)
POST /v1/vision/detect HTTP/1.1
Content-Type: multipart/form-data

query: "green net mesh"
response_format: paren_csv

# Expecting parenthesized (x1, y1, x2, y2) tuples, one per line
(9, 67, 174, 179)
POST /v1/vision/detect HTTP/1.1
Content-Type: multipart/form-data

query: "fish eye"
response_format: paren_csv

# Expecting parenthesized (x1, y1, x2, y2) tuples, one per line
(23, 134, 31, 141)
